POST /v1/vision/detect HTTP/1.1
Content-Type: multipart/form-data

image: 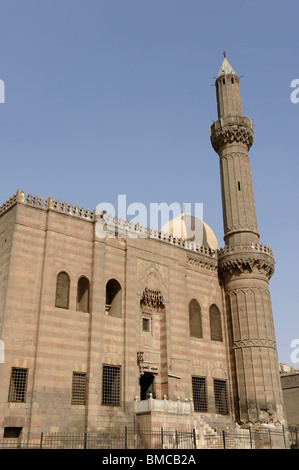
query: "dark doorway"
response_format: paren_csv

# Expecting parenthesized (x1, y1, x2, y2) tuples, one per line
(140, 373, 155, 400)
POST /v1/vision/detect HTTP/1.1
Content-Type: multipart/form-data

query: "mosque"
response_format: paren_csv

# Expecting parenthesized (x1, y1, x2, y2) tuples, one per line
(0, 57, 287, 446)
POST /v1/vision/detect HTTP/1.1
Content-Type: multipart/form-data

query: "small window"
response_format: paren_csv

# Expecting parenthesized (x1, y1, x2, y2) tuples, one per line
(231, 77, 234, 84)
(222, 78, 225, 85)
(77, 276, 90, 313)
(209, 304, 223, 342)
(238, 181, 241, 191)
(142, 318, 150, 332)
(72, 372, 87, 405)
(102, 365, 121, 406)
(106, 279, 122, 317)
(189, 299, 202, 338)
(4, 427, 22, 438)
(214, 379, 229, 415)
(192, 376, 208, 412)
(55, 271, 70, 309)
(8, 368, 28, 402)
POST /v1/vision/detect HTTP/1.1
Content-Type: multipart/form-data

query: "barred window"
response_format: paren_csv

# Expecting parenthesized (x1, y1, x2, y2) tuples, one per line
(214, 379, 229, 415)
(192, 376, 207, 412)
(102, 365, 121, 406)
(189, 299, 202, 339)
(77, 276, 90, 313)
(8, 368, 28, 402)
(71, 372, 87, 405)
(209, 304, 223, 342)
(55, 271, 70, 309)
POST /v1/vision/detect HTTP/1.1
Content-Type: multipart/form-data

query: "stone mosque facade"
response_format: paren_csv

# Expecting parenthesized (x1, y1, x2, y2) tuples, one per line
(0, 58, 287, 444)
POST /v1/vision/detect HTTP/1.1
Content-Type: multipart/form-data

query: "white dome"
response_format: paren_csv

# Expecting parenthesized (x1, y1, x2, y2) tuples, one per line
(161, 212, 218, 250)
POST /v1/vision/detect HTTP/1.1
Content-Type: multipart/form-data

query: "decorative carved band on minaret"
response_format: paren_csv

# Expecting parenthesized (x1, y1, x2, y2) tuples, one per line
(210, 116, 254, 153)
(233, 338, 277, 350)
(218, 243, 275, 279)
(218, 254, 275, 280)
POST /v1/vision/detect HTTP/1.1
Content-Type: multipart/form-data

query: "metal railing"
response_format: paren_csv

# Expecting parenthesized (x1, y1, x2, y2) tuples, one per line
(0, 427, 196, 450)
(204, 426, 296, 449)
(0, 426, 297, 449)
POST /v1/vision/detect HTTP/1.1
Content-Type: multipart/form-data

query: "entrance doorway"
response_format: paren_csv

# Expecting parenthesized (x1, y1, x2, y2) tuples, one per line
(140, 372, 155, 400)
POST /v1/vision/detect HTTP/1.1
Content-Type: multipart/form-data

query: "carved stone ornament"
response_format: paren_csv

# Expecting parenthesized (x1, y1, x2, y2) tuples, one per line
(140, 288, 165, 310)
(186, 254, 218, 272)
(218, 244, 275, 279)
(210, 124, 254, 153)
(219, 254, 274, 279)
(233, 338, 276, 350)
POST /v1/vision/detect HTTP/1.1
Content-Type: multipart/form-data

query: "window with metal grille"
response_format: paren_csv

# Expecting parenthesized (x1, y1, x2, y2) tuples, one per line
(214, 379, 229, 415)
(8, 368, 28, 402)
(72, 372, 87, 405)
(192, 376, 207, 412)
(102, 365, 121, 406)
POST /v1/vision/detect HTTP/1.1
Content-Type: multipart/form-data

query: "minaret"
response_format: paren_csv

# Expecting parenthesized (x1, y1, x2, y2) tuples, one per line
(210, 55, 287, 429)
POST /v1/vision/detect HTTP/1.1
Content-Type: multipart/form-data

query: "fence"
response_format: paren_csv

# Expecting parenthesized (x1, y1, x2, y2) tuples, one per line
(0, 427, 196, 450)
(0, 426, 297, 449)
(289, 427, 299, 449)
(204, 426, 296, 449)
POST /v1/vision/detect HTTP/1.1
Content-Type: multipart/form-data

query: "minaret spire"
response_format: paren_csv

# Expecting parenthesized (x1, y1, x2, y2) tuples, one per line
(215, 55, 242, 120)
(211, 57, 256, 246)
(218, 54, 236, 77)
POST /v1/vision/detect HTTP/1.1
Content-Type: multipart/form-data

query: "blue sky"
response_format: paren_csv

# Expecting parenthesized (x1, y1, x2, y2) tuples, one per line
(0, 0, 298, 365)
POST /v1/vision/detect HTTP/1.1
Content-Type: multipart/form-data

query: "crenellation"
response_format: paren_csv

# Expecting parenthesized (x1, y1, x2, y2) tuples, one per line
(0, 191, 219, 261)
(0, 192, 18, 215)
(218, 243, 274, 258)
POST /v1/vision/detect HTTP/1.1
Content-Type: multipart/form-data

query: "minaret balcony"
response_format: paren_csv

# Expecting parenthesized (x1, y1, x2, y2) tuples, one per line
(218, 243, 275, 279)
(210, 116, 254, 153)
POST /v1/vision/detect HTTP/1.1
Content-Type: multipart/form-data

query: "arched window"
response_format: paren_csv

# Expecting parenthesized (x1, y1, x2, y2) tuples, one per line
(209, 304, 223, 342)
(77, 276, 90, 313)
(55, 272, 70, 309)
(189, 299, 202, 338)
(106, 279, 122, 318)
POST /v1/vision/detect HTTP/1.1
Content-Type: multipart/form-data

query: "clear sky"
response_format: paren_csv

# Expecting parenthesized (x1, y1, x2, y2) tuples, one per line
(0, 0, 298, 365)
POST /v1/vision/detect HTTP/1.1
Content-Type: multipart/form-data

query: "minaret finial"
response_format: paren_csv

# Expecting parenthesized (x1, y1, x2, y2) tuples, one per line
(223, 51, 226, 58)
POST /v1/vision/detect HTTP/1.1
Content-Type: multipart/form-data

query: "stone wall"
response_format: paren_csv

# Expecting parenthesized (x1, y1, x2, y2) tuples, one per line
(281, 373, 299, 427)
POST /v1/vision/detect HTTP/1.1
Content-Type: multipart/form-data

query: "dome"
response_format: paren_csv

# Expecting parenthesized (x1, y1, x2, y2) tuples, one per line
(161, 212, 218, 251)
